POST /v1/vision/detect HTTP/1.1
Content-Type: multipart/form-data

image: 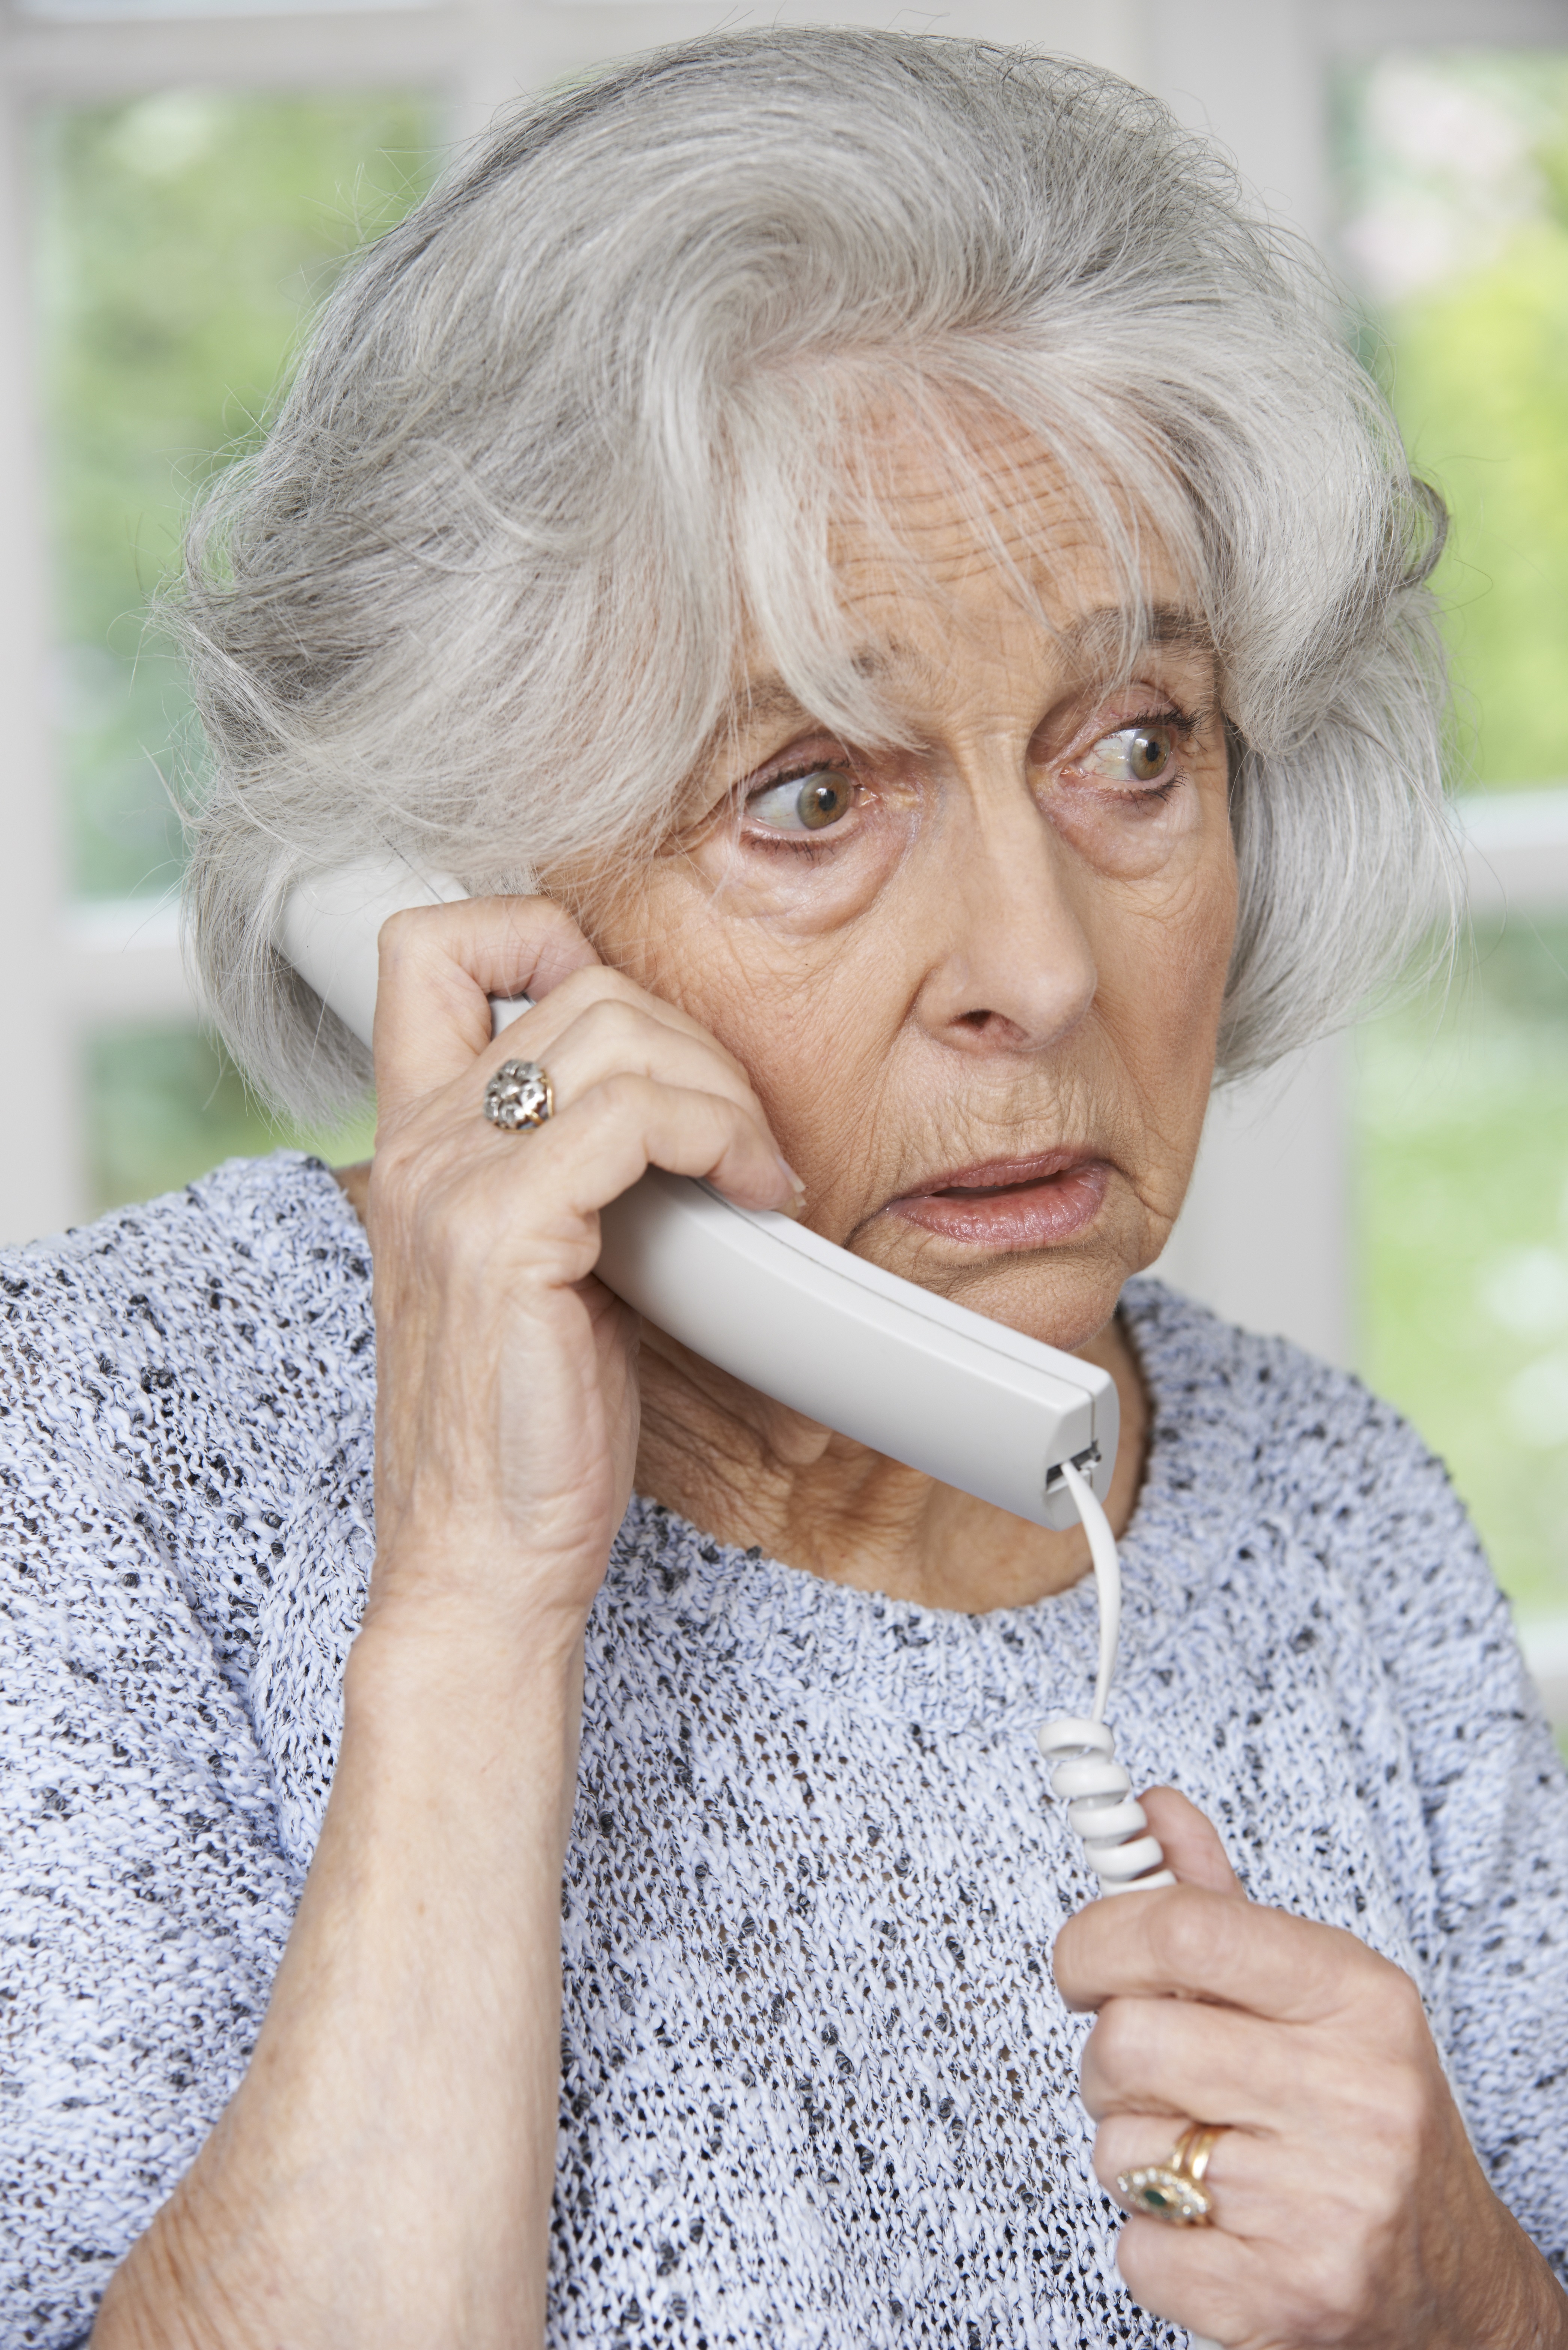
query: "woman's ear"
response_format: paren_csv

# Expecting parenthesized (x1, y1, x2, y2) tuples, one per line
(1138, 1785, 1247, 1898)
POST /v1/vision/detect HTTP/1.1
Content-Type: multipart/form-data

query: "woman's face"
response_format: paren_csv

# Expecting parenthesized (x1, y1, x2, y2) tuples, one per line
(571, 426, 1237, 1356)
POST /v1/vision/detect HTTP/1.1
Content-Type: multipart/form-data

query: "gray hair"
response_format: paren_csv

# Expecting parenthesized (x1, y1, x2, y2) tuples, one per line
(172, 26, 1458, 1122)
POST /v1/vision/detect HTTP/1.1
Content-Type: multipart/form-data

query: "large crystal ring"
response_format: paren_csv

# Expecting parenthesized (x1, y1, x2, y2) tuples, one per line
(482, 1058, 554, 1132)
(1116, 2121, 1225, 2227)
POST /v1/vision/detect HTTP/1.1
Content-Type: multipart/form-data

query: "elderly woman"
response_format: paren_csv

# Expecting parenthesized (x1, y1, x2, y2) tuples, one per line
(2, 28, 1565, 2350)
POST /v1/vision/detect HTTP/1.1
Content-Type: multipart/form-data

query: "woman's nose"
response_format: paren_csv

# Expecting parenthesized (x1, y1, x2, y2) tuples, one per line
(913, 788, 1098, 1055)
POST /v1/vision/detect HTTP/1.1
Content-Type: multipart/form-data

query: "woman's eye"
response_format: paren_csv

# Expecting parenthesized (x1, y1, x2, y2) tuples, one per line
(747, 768, 856, 833)
(1083, 722, 1176, 786)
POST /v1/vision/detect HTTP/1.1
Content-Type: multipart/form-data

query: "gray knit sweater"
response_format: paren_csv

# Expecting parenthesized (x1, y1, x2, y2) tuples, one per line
(2, 1151, 1565, 2350)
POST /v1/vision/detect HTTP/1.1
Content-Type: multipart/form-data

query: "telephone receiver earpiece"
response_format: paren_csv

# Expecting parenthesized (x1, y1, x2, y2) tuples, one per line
(278, 856, 1117, 1533)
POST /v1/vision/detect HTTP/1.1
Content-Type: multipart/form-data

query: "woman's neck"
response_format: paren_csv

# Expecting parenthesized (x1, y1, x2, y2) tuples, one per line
(334, 1157, 1150, 1615)
(632, 1309, 1149, 1614)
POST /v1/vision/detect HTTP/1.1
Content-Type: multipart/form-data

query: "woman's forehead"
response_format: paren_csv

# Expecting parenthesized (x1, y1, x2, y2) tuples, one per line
(722, 411, 1215, 729)
(824, 406, 1183, 584)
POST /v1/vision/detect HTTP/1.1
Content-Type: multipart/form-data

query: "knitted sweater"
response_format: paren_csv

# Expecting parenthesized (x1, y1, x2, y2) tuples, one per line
(2, 1153, 1565, 2350)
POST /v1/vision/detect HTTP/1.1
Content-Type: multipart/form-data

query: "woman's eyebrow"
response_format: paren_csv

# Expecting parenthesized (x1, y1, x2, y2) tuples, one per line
(731, 643, 952, 741)
(1055, 603, 1216, 671)
(732, 677, 818, 732)
(731, 612, 1212, 740)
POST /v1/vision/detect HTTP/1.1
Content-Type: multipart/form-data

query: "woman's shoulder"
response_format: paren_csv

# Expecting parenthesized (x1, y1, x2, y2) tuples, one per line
(1120, 1273, 1532, 1713)
(1123, 1270, 1460, 1510)
(2, 1145, 369, 1293)
(0, 1149, 378, 1847)
(1, 1150, 373, 1399)
(0, 1150, 376, 1539)
(0, 1163, 345, 2332)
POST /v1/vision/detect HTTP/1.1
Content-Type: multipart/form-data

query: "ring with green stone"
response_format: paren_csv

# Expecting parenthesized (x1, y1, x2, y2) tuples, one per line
(1117, 2121, 1225, 2227)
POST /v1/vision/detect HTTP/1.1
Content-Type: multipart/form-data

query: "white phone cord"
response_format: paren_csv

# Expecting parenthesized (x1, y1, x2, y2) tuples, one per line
(1036, 1457, 1176, 1895)
(1038, 1464, 1226, 2350)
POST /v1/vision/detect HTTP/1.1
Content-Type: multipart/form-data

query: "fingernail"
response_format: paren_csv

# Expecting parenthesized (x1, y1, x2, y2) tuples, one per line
(776, 1156, 807, 1218)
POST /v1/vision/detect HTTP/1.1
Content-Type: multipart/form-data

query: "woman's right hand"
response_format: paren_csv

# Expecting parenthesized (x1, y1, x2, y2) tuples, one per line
(361, 892, 801, 1651)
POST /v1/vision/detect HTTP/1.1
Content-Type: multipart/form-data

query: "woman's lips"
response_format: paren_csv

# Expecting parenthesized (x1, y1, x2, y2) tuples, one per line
(884, 1153, 1110, 1250)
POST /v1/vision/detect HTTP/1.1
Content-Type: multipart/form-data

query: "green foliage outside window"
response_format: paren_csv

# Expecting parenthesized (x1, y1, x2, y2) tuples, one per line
(1358, 923, 1568, 1622)
(86, 1026, 377, 1210)
(1338, 52, 1568, 792)
(38, 89, 437, 1190)
(36, 88, 438, 900)
(1342, 55, 1568, 1624)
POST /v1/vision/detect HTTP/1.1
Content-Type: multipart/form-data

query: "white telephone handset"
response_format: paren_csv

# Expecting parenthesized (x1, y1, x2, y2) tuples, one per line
(279, 859, 1174, 1901)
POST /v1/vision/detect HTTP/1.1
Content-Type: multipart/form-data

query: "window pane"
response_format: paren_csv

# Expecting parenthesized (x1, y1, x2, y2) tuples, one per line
(1358, 922, 1568, 1625)
(1338, 52, 1568, 791)
(36, 90, 442, 898)
(87, 1027, 377, 1213)
(1342, 53, 1568, 1631)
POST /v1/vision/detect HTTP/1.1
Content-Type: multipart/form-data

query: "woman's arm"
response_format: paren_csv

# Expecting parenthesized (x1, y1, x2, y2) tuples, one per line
(93, 896, 800, 2350)
(96, 1611, 582, 2346)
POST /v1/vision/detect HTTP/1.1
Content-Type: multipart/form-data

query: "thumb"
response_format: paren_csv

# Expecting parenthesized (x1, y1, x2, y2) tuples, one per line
(1140, 1786, 1246, 1898)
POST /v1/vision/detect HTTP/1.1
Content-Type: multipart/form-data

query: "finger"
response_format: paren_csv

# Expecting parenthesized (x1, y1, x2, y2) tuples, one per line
(1094, 2108, 1367, 2251)
(1081, 1993, 1323, 2132)
(1139, 1788, 1245, 1898)
(1095, 2111, 1286, 2261)
(1052, 1879, 1378, 2024)
(375, 896, 602, 1104)
(1094, 2111, 1262, 2215)
(522, 1073, 800, 1220)
(1110, 2146, 1407, 2349)
(479, 991, 768, 1133)
(487, 958, 757, 1077)
(1112, 2213, 1280, 2350)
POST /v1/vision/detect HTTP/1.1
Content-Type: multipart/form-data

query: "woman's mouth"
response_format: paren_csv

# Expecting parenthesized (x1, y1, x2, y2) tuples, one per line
(883, 1152, 1110, 1250)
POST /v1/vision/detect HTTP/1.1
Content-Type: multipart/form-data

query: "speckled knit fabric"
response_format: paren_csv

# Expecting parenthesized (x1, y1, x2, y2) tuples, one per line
(2, 1153, 1566, 2349)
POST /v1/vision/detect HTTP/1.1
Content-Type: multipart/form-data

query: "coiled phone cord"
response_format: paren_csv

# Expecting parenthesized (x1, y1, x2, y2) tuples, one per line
(1036, 1457, 1176, 1894)
(1039, 1464, 1227, 2350)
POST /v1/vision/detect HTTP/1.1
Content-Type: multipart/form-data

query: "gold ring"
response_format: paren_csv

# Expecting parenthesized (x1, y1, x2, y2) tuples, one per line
(1116, 2121, 1226, 2227)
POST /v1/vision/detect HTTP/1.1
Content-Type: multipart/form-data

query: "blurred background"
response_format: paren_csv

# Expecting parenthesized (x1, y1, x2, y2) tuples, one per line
(3, 0, 1568, 1731)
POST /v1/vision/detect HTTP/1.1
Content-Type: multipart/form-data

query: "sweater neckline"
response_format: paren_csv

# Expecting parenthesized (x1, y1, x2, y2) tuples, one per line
(600, 1282, 1252, 1731)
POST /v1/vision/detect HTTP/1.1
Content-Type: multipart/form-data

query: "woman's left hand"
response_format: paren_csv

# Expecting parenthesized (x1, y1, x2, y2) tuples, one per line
(1053, 1788, 1568, 2350)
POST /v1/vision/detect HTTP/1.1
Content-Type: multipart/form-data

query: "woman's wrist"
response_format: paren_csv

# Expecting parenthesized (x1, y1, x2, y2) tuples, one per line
(1477, 2218, 1568, 2350)
(1438, 2183, 1568, 2350)
(345, 1566, 590, 1855)
(354, 1531, 603, 1682)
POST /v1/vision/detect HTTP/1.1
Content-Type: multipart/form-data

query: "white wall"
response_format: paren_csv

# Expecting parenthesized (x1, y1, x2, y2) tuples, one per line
(1152, 1044, 1351, 1363)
